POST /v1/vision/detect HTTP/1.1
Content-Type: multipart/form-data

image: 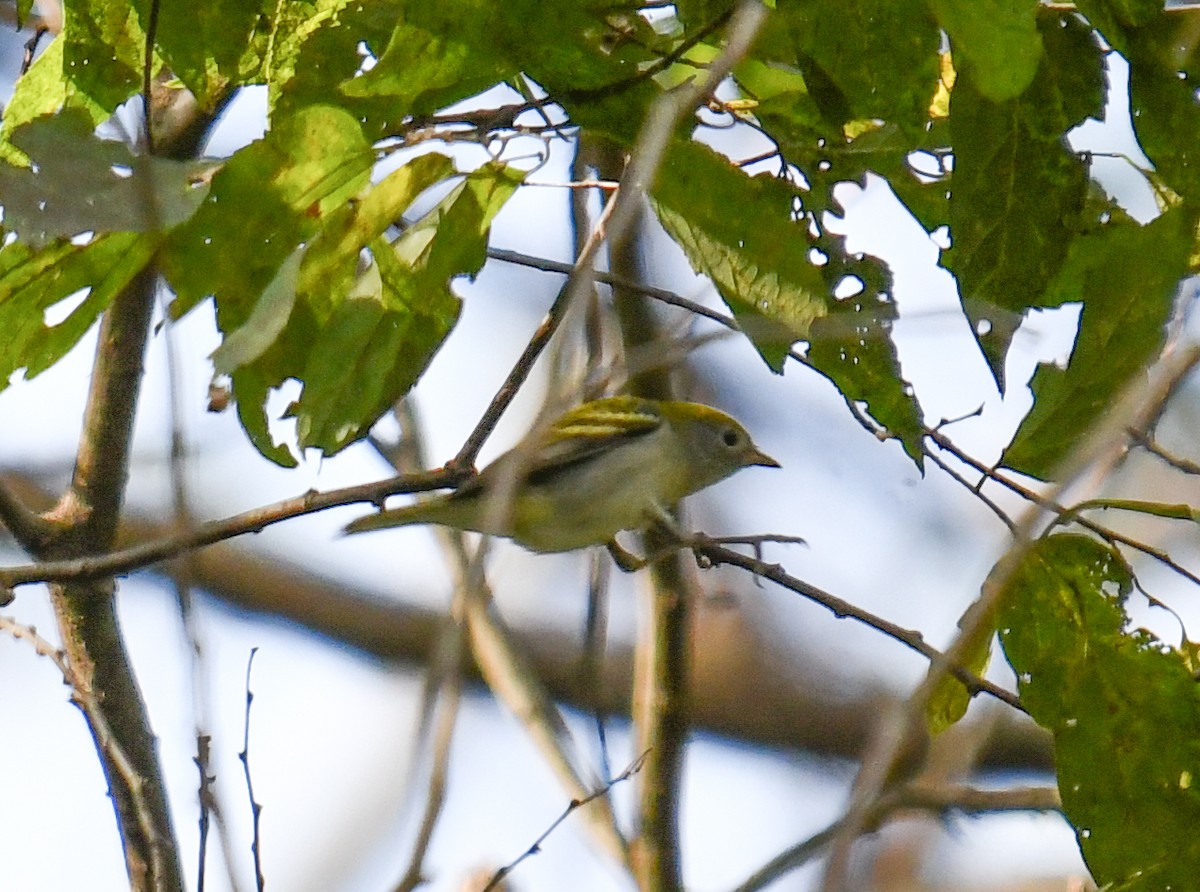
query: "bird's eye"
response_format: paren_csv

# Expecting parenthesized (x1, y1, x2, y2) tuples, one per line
(722, 427, 741, 448)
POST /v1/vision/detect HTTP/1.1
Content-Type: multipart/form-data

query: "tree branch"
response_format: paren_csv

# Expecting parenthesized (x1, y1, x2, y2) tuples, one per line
(0, 469, 454, 588)
(819, 340, 1200, 891)
(692, 539, 1022, 711)
(46, 265, 184, 892)
(1, 470, 1055, 771)
(25, 68, 236, 890)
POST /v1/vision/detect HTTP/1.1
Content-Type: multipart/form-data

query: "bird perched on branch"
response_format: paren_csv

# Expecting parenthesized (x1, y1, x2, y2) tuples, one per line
(345, 396, 779, 566)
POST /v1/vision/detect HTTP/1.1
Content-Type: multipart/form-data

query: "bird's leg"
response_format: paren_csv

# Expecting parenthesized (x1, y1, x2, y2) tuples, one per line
(607, 504, 687, 572)
(606, 538, 647, 573)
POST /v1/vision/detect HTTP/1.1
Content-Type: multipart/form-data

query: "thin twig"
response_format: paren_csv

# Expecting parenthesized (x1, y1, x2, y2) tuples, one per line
(0, 615, 167, 887)
(481, 751, 649, 892)
(818, 341, 1200, 891)
(380, 400, 470, 892)
(559, 2, 734, 103)
(593, 8, 771, 889)
(730, 781, 1060, 892)
(141, 0, 160, 154)
(195, 735, 214, 892)
(391, 631, 463, 892)
(451, 192, 621, 470)
(583, 551, 614, 783)
(928, 429, 1200, 590)
(238, 648, 265, 892)
(692, 540, 1023, 711)
(923, 447, 1018, 534)
(486, 246, 738, 328)
(3, 468, 1056, 769)
(823, 702, 910, 891)
(0, 469, 455, 589)
(1127, 427, 1200, 476)
(20, 26, 49, 76)
(523, 178, 621, 191)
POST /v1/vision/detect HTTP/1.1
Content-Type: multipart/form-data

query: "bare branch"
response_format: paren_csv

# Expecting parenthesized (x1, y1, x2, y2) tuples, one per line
(731, 780, 1060, 892)
(486, 246, 738, 329)
(239, 649, 266, 891)
(0, 469, 454, 589)
(0, 614, 169, 888)
(928, 429, 1200, 591)
(818, 340, 1200, 891)
(1127, 427, 1200, 476)
(452, 191, 621, 470)
(481, 751, 648, 892)
(0, 478, 52, 549)
(691, 539, 1022, 711)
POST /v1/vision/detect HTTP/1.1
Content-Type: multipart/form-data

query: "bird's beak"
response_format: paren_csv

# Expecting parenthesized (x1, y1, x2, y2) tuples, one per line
(749, 448, 780, 469)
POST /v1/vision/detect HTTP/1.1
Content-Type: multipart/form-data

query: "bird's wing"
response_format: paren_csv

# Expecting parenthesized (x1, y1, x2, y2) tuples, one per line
(524, 398, 663, 482)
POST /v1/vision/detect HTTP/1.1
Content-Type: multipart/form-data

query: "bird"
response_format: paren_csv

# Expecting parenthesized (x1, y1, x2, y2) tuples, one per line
(344, 396, 779, 563)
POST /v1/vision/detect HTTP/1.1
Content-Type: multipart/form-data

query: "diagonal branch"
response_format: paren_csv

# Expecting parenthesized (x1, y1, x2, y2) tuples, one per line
(692, 540, 1022, 711)
(0, 469, 454, 589)
(818, 340, 1200, 892)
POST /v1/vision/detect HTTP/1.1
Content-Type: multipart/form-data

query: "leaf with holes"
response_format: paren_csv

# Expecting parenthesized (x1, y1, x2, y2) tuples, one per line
(0, 232, 156, 389)
(945, 14, 1104, 387)
(998, 534, 1200, 889)
(1002, 208, 1192, 480)
(0, 110, 213, 247)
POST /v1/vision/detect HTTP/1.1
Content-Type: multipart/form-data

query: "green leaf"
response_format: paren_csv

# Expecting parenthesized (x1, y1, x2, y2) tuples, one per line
(193, 151, 514, 462)
(1, 39, 110, 158)
(61, 1, 146, 114)
(1119, 20, 1200, 204)
(998, 534, 1200, 889)
(339, 9, 506, 116)
(652, 140, 830, 370)
(0, 110, 213, 246)
(673, 0, 732, 29)
(274, 0, 660, 144)
(275, 1, 508, 138)
(271, 1, 443, 140)
(733, 56, 824, 143)
(291, 246, 461, 453)
(217, 150, 458, 463)
(149, 0, 263, 108)
(1072, 0, 1162, 53)
(946, 14, 1104, 386)
(399, 161, 527, 284)
(161, 104, 374, 318)
(806, 297, 925, 468)
(295, 152, 458, 316)
(160, 104, 374, 465)
(776, 0, 941, 135)
(926, 625, 993, 735)
(0, 232, 156, 388)
(210, 246, 303, 376)
(652, 139, 923, 464)
(930, 0, 1042, 102)
(291, 161, 523, 454)
(1001, 208, 1193, 479)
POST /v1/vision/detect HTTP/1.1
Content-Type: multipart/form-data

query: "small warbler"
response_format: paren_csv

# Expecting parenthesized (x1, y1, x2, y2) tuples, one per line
(344, 396, 779, 555)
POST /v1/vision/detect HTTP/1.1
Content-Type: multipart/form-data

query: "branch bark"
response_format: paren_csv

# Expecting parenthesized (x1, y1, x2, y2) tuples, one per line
(590, 5, 770, 888)
(11, 75, 228, 891)
(3, 470, 1055, 772)
(45, 266, 183, 891)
